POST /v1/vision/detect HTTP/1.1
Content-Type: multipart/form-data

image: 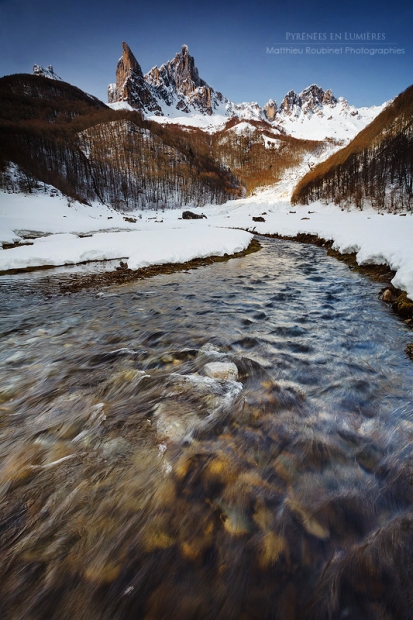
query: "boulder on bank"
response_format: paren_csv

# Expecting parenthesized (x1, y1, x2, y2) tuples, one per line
(382, 288, 393, 302)
(182, 211, 207, 220)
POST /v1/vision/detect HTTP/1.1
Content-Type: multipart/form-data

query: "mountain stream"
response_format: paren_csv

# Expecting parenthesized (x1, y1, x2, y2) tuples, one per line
(0, 237, 412, 619)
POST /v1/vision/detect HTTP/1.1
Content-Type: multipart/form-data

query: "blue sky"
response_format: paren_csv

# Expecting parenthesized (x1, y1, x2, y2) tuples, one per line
(0, 0, 411, 108)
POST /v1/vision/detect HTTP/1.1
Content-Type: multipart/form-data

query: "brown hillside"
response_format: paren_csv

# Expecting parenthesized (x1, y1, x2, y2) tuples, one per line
(291, 84, 413, 211)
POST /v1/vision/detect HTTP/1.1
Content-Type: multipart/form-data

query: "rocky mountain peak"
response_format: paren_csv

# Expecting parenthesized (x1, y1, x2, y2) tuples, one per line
(33, 64, 62, 81)
(106, 43, 372, 137)
(300, 84, 338, 111)
(146, 44, 206, 98)
(300, 84, 325, 108)
(322, 89, 337, 105)
(280, 90, 301, 114)
(263, 99, 277, 121)
(108, 42, 161, 113)
(277, 85, 339, 119)
(109, 42, 226, 117)
(116, 42, 143, 83)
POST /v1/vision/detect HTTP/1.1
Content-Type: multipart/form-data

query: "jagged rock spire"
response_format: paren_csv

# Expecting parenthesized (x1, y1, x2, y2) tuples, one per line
(146, 44, 206, 97)
(263, 99, 277, 121)
(300, 84, 337, 110)
(280, 90, 301, 114)
(108, 42, 226, 116)
(108, 42, 162, 112)
(116, 42, 144, 84)
(322, 89, 337, 105)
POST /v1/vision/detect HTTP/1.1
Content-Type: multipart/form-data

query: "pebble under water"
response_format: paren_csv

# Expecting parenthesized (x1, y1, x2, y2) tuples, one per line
(0, 237, 413, 620)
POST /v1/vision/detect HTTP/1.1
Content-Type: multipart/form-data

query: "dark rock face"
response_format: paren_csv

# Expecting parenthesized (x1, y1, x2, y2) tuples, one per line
(277, 85, 338, 118)
(108, 43, 344, 125)
(116, 42, 143, 85)
(280, 90, 302, 115)
(145, 44, 227, 115)
(301, 84, 326, 110)
(301, 85, 338, 112)
(182, 211, 207, 220)
(108, 43, 226, 116)
(146, 45, 205, 97)
(108, 42, 162, 113)
(252, 216, 266, 222)
(263, 99, 277, 121)
(322, 88, 337, 106)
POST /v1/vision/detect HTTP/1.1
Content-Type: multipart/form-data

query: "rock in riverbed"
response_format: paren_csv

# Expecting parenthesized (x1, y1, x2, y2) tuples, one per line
(203, 362, 239, 381)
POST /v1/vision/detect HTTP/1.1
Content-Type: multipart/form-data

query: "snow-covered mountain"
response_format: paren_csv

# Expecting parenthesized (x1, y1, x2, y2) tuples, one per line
(274, 84, 388, 141)
(108, 42, 228, 117)
(33, 64, 62, 81)
(107, 43, 388, 141)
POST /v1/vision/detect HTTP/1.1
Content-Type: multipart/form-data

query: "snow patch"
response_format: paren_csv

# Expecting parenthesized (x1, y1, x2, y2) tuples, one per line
(263, 135, 281, 149)
(107, 102, 135, 112)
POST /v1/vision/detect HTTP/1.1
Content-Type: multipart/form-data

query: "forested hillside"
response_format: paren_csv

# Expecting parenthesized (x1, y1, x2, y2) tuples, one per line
(291, 85, 413, 211)
(0, 74, 241, 208)
(211, 120, 326, 194)
(0, 73, 336, 210)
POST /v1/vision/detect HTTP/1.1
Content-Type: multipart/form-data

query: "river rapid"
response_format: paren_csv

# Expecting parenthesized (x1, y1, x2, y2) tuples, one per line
(0, 237, 412, 620)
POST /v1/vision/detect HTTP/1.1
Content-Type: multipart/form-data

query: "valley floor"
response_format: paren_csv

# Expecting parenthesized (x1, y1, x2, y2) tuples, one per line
(0, 176, 413, 301)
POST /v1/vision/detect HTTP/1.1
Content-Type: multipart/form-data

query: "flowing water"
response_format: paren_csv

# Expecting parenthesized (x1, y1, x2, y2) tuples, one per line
(0, 237, 412, 620)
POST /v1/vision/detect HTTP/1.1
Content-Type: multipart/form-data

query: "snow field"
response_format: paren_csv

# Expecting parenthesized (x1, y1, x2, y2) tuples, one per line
(0, 182, 412, 301)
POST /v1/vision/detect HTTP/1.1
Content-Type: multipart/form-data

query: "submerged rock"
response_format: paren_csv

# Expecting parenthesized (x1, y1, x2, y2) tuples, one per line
(287, 498, 330, 540)
(218, 501, 252, 536)
(0, 443, 46, 488)
(259, 532, 287, 567)
(84, 560, 121, 584)
(153, 400, 201, 443)
(203, 362, 238, 381)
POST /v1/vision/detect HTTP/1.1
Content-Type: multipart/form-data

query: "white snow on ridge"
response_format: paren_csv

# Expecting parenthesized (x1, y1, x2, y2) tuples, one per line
(227, 121, 258, 136)
(226, 101, 265, 122)
(107, 102, 135, 112)
(144, 97, 388, 141)
(277, 100, 388, 141)
(146, 112, 229, 133)
(263, 135, 281, 149)
(145, 100, 268, 134)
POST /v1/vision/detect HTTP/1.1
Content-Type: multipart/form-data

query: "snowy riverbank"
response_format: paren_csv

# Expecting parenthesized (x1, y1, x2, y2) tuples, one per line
(0, 190, 253, 273)
(0, 185, 412, 301)
(205, 192, 413, 301)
